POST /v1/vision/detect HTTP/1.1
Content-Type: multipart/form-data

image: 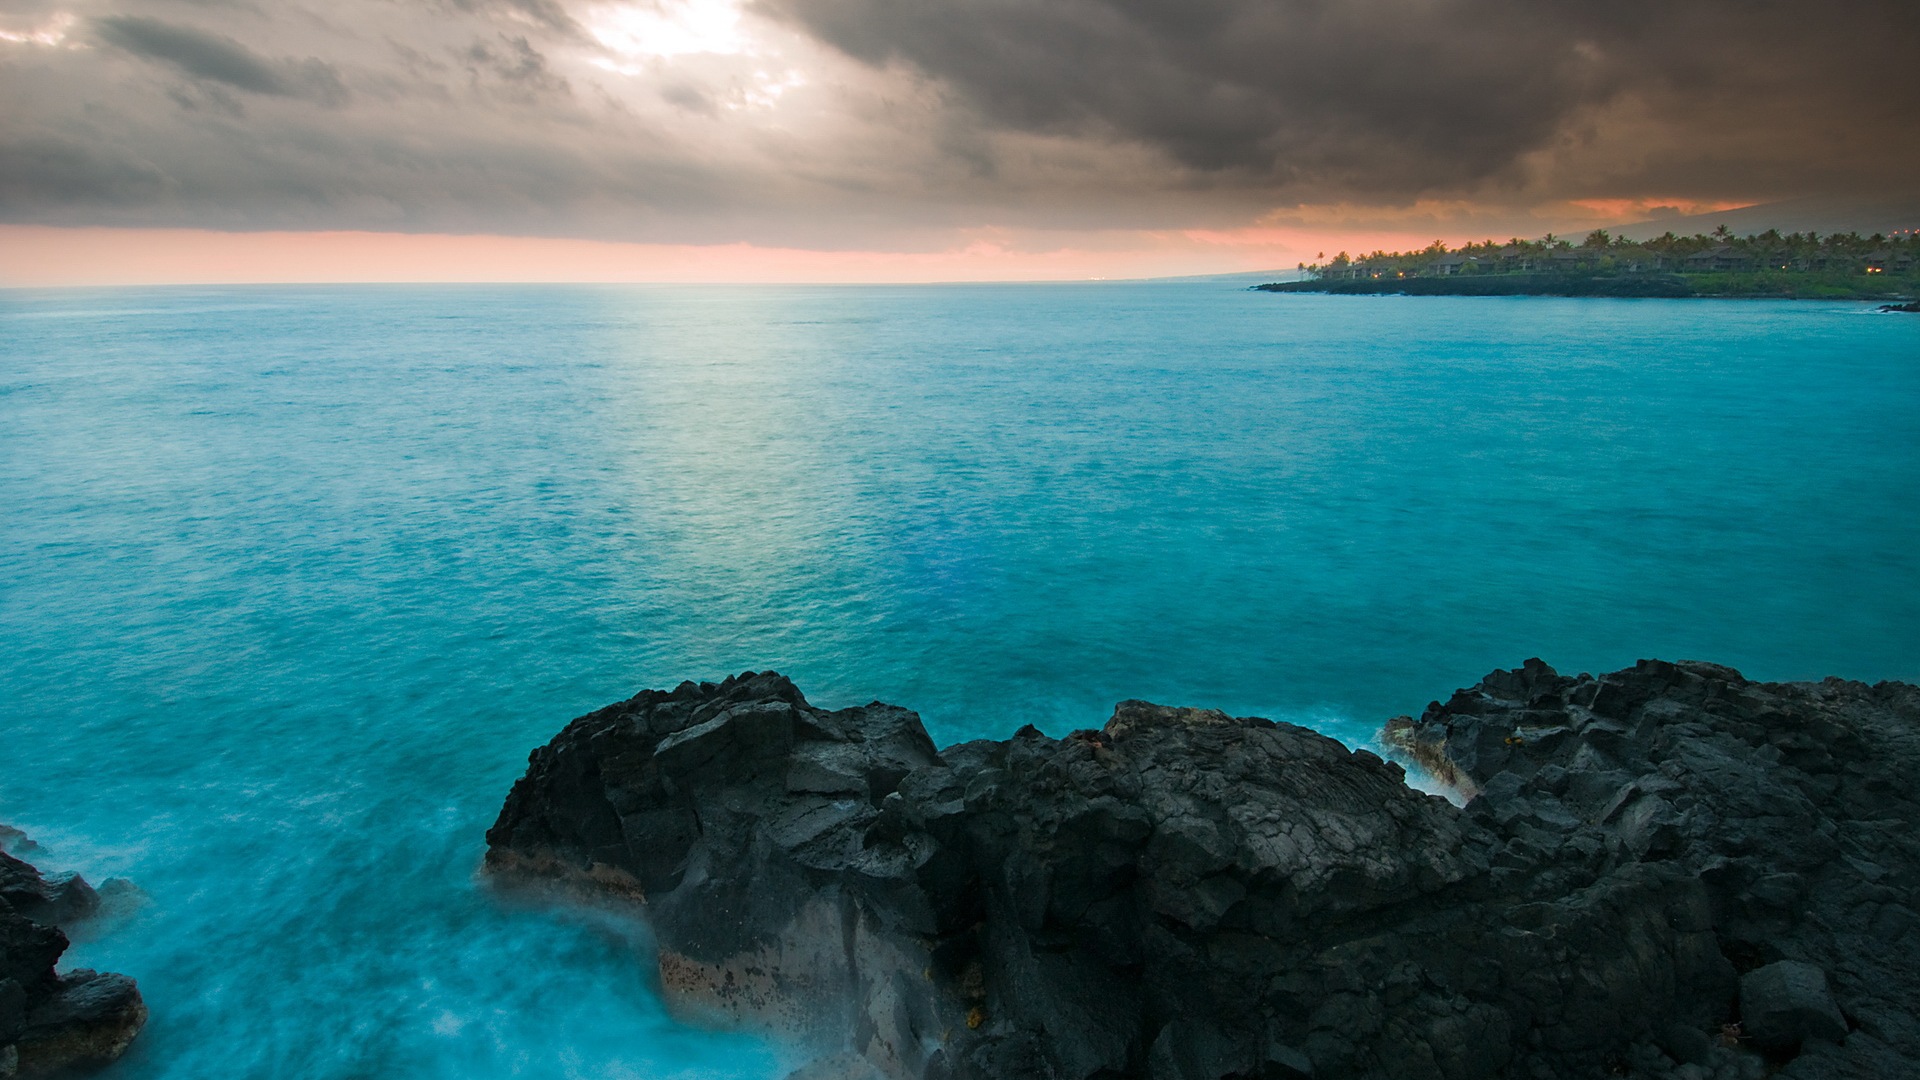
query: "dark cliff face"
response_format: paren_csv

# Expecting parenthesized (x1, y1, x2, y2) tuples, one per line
(485, 662, 1920, 1080)
(1388, 658, 1920, 1078)
(0, 835, 147, 1078)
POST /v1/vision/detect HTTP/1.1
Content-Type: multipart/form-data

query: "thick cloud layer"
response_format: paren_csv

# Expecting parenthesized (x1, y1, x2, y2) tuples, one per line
(761, 0, 1920, 199)
(1, 0, 1914, 243)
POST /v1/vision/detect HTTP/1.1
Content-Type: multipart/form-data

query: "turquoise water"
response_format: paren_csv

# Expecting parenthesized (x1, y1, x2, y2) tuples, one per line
(3, 283, 1917, 1077)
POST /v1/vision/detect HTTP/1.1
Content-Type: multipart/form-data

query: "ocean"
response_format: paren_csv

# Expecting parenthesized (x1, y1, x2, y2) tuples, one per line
(3, 283, 1917, 1077)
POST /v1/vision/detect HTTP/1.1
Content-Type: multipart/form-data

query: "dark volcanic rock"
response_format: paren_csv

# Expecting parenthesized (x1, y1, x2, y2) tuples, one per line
(0, 833, 146, 1078)
(487, 663, 1920, 1080)
(1388, 659, 1920, 1077)
(1739, 961, 1847, 1052)
(0, 854, 99, 929)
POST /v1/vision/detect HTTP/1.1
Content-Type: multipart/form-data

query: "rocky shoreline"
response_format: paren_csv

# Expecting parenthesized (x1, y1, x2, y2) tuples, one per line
(0, 831, 146, 1078)
(486, 660, 1919, 1080)
(1253, 278, 1919, 302)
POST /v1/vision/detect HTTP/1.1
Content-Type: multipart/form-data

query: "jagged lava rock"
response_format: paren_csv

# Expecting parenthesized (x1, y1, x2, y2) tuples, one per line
(1738, 961, 1847, 1052)
(1387, 658, 1920, 1078)
(0, 853, 99, 929)
(0, 834, 146, 1078)
(488, 663, 1919, 1080)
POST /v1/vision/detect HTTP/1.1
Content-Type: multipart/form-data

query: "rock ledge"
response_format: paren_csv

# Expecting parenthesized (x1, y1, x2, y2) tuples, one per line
(487, 661, 1920, 1080)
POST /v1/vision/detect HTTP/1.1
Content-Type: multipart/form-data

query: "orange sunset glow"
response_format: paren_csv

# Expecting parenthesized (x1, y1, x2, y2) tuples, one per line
(1, 225, 1497, 287)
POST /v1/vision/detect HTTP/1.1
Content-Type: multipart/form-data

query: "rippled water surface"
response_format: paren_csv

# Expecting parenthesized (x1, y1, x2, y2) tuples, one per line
(3, 283, 1918, 1077)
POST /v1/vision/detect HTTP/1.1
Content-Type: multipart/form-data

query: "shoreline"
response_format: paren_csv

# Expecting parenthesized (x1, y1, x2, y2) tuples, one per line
(1254, 274, 1917, 302)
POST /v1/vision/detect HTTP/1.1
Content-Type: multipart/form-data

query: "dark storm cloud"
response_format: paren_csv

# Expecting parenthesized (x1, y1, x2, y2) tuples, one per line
(757, 0, 1584, 189)
(756, 0, 1920, 200)
(92, 14, 351, 106)
(0, 132, 170, 204)
(94, 15, 292, 95)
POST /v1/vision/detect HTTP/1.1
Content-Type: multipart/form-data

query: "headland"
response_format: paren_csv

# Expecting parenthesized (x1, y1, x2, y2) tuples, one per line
(1258, 229, 1919, 300)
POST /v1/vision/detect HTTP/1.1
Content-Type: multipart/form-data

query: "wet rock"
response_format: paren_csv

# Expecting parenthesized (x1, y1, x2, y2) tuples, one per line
(2, 979, 27, 1043)
(12, 972, 146, 1076)
(1656, 1022, 1714, 1067)
(0, 831, 146, 1077)
(1740, 961, 1847, 1051)
(489, 662, 1920, 1079)
(0, 854, 98, 928)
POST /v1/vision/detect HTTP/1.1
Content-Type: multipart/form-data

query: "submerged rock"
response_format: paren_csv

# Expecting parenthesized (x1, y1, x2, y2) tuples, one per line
(0, 833, 146, 1078)
(486, 662, 1920, 1080)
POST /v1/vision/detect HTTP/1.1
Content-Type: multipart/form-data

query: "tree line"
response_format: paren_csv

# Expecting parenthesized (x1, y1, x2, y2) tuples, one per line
(1305, 227, 1918, 279)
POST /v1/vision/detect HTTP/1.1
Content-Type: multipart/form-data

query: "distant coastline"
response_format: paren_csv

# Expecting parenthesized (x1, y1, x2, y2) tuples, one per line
(1258, 227, 1918, 301)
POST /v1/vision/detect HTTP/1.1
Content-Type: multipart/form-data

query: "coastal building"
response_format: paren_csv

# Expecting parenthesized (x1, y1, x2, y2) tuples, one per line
(1686, 246, 1752, 272)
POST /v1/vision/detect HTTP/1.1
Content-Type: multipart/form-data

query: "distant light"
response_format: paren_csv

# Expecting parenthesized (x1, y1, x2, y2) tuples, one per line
(588, 0, 747, 58)
(0, 12, 74, 45)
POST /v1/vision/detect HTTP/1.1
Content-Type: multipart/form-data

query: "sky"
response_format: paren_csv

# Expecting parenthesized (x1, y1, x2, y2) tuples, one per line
(2, 0, 1916, 283)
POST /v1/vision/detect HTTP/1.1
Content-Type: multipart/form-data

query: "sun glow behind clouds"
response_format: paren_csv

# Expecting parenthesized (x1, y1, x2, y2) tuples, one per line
(588, 0, 749, 59)
(582, 0, 814, 113)
(1566, 198, 1753, 221)
(0, 12, 75, 46)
